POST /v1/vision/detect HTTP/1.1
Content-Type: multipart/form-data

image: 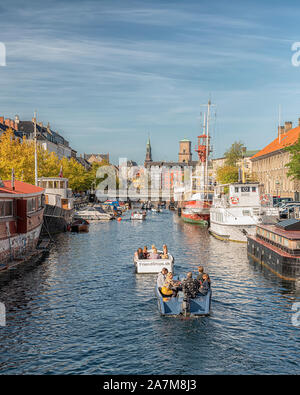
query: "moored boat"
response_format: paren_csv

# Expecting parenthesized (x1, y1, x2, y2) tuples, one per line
(134, 250, 174, 273)
(0, 178, 45, 271)
(70, 218, 89, 232)
(181, 207, 208, 225)
(74, 206, 114, 220)
(131, 211, 146, 220)
(155, 283, 211, 317)
(247, 218, 300, 281)
(209, 182, 279, 243)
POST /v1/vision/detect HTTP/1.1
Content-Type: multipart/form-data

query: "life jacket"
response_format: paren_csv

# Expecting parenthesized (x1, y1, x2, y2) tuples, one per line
(161, 286, 173, 296)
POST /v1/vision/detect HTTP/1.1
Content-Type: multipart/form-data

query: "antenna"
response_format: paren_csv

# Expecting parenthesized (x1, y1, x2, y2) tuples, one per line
(34, 111, 38, 186)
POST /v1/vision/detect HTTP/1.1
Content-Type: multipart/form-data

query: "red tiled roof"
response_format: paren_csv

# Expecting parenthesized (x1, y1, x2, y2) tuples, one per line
(0, 180, 44, 195)
(251, 126, 300, 160)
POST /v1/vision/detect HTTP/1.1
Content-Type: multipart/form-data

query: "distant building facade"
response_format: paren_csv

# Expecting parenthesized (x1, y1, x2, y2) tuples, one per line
(251, 120, 300, 200)
(84, 153, 110, 164)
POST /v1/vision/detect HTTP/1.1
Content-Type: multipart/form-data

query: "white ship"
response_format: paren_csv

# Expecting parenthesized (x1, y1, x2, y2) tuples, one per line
(209, 182, 279, 243)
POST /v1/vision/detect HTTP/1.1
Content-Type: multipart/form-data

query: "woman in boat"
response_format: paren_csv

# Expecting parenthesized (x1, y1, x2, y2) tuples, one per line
(196, 266, 204, 284)
(143, 246, 149, 259)
(149, 247, 160, 259)
(161, 272, 181, 297)
(161, 244, 168, 259)
(198, 273, 211, 295)
(136, 248, 144, 260)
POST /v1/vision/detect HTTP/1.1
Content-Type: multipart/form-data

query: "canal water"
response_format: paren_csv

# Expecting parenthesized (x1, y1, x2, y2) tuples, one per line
(0, 211, 299, 374)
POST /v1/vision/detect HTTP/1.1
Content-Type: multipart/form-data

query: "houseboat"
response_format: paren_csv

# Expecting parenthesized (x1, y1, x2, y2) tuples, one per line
(0, 178, 45, 271)
(37, 177, 74, 234)
(209, 182, 279, 243)
(247, 219, 300, 281)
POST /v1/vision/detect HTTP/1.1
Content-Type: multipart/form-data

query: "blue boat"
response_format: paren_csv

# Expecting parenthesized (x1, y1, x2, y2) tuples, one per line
(155, 285, 212, 317)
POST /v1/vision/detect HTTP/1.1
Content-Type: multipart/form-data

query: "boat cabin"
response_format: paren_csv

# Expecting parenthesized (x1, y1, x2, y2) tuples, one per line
(255, 219, 300, 255)
(214, 182, 261, 208)
(37, 177, 73, 210)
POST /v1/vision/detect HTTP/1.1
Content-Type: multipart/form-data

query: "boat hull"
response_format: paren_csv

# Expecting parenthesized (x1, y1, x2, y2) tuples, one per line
(134, 254, 174, 274)
(181, 212, 209, 225)
(0, 223, 43, 269)
(247, 235, 300, 281)
(209, 221, 256, 243)
(155, 286, 212, 316)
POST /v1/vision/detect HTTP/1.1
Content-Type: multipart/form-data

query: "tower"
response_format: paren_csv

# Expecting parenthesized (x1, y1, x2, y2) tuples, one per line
(178, 138, 192, 163)
(145, 137, 152, 164)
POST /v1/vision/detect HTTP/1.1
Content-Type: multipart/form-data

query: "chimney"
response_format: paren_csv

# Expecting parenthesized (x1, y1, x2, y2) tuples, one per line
(284, 121, 293, 133)
(10, 120, 15, 129)
(38, 122, 43, 127)
(5, 118, 10, 127)
(0, 116, 4, 124)
(14, 115, 19, 130)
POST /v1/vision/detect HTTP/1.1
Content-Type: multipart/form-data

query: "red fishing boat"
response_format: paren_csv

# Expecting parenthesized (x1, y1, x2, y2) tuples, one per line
(0, 178, 45, 271)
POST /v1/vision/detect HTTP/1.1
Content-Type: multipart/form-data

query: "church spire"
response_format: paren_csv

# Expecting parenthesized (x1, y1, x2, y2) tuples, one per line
(145, 135, 152, 164)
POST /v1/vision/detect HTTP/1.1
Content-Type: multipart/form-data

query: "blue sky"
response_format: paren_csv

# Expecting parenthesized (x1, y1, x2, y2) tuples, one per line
(1, 0, 300, 164)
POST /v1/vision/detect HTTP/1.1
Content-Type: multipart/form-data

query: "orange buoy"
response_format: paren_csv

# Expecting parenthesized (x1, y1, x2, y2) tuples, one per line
(117, 217, 122, 222)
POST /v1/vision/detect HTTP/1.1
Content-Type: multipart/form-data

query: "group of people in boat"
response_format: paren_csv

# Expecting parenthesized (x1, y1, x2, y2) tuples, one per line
(157, 265, 211, 299)
(135, 244, 169, 260)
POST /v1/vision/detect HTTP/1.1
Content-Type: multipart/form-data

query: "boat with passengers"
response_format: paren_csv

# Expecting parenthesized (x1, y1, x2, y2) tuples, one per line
(155, 276, 211, 317)
(133, 249, 174, 274)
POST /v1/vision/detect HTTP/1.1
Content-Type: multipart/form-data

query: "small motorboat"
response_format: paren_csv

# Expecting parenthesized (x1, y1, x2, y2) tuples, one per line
(155, 284, 212, 317)
(133, 250, 174, 274)
(70, 218, 89, 232)
(131, 211, 146, 220)
(74, 206, 114, 220)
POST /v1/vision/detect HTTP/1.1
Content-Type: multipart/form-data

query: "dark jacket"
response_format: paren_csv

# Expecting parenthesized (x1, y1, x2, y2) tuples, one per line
(182, 277, 199, 299)
(198, 280, 210, 295)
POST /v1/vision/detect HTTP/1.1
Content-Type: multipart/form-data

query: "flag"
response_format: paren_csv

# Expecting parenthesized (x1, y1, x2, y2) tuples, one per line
(59, 165, 63, 178)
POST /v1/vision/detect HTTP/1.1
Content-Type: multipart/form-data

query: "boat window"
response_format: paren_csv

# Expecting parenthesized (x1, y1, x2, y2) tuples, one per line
(48, 181, 54, 189)
(252, 187, 256, 192)
(241, 186, 250, 192)
(60, 181, 65, 189)
(283, 238, 289, 247)
(0, 201, 13, 217)
(243, 210, 250, 216)
(54, 181, 58, 189)
(296, 241, 300, 249)
(235, 187, 239, 193)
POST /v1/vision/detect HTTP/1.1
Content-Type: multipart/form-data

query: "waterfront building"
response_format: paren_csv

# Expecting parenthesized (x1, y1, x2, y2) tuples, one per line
(251, 120, 300, 200)
(15, 116, 73, 159)
(144, 137, 198, 201)
(84, 153, 110, 164)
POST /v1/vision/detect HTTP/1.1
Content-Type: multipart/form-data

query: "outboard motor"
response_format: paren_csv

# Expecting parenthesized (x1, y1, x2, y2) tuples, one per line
(182, 294, 190, 317)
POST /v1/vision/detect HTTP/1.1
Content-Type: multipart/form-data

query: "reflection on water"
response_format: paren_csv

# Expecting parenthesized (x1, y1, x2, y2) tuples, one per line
(0, 211, 299, 374)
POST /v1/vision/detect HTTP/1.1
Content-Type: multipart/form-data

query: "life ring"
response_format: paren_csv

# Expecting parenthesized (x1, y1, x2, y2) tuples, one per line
(230, 196, 239, 205)
(260, 194, 269, 202)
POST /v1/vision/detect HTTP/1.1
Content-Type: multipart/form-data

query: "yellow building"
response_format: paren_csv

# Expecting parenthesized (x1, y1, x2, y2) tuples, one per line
(251, 121, 300, 200)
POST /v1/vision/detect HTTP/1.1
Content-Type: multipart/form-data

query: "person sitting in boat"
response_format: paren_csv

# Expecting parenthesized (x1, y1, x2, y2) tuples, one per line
(157, 267, 168, 288)
(148, 247, 160, 259)
(196, 266, 204, 284)
(161, 272, 181, 297)
(198, 273, 211, 296)
(143, 246, 150, 259)
(160, 244, 168, 259)
(135, 248, 144, 260)
(182, 272, 199, 299)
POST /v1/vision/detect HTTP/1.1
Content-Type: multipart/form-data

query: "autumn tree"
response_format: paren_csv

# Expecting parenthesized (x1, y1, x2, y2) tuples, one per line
(216, 165, 239, 185)
(285, 135, 300, 180)
(224, 141, 246, 167)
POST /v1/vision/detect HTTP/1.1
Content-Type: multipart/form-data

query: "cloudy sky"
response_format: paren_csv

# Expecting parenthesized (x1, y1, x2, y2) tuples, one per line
(0, 0, 300, 164)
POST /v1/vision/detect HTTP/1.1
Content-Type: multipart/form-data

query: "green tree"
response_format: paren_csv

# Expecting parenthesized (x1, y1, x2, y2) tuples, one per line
(216, 165, 239, 185)
(224, 141, 245, 167)
(285, 135, 300, 180)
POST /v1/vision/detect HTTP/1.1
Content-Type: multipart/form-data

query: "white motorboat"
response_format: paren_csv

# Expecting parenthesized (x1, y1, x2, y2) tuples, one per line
(133, 250, 174, 274)
(209, 182, 279, 242)
(74, 206, 114, 220)
(131, 211, 146, 220)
